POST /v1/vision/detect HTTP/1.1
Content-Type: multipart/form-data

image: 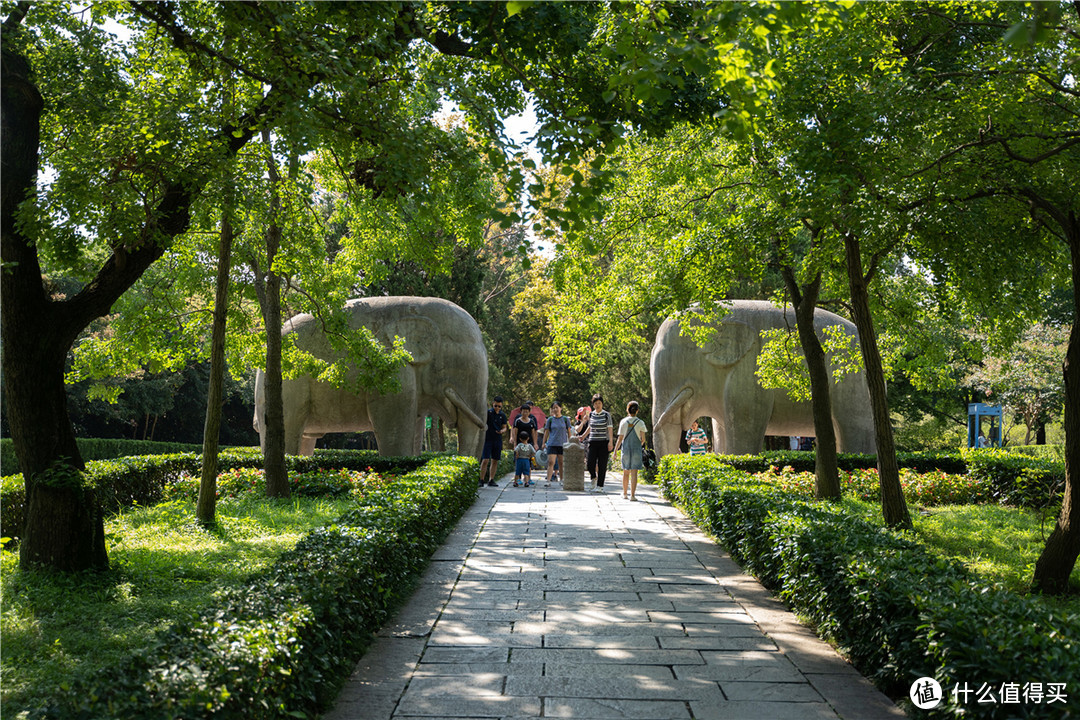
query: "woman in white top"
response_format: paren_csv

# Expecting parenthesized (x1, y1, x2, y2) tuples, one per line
(614, 400, 647, 501)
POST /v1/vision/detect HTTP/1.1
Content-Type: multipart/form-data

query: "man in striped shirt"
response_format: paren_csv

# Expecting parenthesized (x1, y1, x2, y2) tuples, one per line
(578, 393, 614, 492)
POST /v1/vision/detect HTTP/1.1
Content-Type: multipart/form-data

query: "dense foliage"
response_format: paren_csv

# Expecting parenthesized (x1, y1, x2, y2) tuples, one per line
(17, 455, 477, 719)
(0, 448, 428, 542)
(0, 438, 203, 475)
(659, 454, 1079, 719)
(748, 449, 1065, 509)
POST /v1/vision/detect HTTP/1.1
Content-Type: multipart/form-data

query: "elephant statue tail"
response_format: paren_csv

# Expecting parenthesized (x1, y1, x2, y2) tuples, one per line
(654, 385, 695, 430)
(445, 386, 485, 429)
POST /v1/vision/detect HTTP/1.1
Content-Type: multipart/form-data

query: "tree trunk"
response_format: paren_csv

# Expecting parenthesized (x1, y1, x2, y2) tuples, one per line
(783, 269, 842, 500)
(7, 329, 109, 571)
(259, 131, 290, 499)
(3, 40, 108, 570)
(1032, 227, 1080, 594)
(196, 197, 235, 526)
(844, 234, 912, 530)
(1, 24, 292, 572)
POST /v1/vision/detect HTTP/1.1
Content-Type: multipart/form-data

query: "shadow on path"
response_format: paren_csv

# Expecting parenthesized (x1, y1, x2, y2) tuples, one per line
(325, 474, 904, 720)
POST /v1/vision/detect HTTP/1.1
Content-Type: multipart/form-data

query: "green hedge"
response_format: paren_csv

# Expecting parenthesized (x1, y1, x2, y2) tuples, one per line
(0, 438, 208, 474)
(712, 450, 968, 475)
(1009, 445, 1066, 462)
(29, 455, 478, 720)
(962, 449, 1066, 508)
(659, 454, 1079, 719)
(709, 449, 1063, 510)
(1, 449, 432, 542)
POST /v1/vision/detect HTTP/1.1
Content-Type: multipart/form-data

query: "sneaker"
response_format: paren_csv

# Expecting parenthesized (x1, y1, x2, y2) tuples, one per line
(528, 480, 535, 486)
(630, 496, 638, 501)
(487, 480, 499, 487)
(595, 486, 606, 494)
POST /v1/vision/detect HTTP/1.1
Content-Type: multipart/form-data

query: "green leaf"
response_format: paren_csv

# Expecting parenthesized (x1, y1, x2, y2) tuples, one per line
(506, 1, 535, 18)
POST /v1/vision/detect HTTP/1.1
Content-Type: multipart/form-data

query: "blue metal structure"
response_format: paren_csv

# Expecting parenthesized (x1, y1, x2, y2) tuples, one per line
(967, 403, 1002, 448)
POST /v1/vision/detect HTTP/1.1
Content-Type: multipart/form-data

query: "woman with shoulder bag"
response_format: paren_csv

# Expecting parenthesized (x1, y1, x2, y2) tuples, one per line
(614, 400, 648, 501)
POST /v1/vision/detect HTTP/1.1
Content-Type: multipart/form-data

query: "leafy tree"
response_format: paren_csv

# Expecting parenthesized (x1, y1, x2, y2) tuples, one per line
(888, 1, 1078, 592)
(12, 0, 809, 571)
(0, 1, 571, 570)
(967, 323, 1068, 446)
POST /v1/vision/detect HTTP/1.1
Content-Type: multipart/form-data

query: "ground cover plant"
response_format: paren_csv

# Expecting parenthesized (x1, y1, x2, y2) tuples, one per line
(1, 456, 476, 718)
(659, 454, 1079, 719)
(751, 464, 1080, 605)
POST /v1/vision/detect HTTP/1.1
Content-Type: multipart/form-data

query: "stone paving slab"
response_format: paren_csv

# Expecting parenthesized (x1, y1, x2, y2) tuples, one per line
(325, 475, 905, 720)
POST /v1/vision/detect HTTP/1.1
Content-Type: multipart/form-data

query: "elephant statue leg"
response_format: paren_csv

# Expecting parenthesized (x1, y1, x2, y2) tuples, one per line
(368, 373, 420, 456)
(655, 421, 684, 458)
(283, 402, 308, 456)
(835, 416, 876, 454)
(298, 434, 318, 455)
(457, 419, 483, 457)
(281, 378, 311, 456)
(718, 396, 773, 455)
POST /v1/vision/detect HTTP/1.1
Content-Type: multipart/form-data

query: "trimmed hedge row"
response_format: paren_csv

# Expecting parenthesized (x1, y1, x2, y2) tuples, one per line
(30, 454, 479, 720)
(0, 438, 206, 474)
(709, 449, 1064, 509)
(659, 454, 1079, 719)
(0, 449, 431, 542)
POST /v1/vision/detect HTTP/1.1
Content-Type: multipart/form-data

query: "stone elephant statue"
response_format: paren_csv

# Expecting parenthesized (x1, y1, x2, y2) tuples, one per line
(650, 299, 875, 458)
(254, 296, 487, 457)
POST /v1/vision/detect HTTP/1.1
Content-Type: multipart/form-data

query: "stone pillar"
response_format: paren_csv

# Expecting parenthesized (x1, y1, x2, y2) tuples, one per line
(562, 442, 585, 492)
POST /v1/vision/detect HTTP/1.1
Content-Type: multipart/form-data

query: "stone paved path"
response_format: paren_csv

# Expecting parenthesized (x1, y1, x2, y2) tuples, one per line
(325, 474, 905, 720)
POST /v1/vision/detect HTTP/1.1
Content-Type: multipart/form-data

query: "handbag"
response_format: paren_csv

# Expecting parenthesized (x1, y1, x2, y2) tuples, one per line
(642, 436, 658, 470)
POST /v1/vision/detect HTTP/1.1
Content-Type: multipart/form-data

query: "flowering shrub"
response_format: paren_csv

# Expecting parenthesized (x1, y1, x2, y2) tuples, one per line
(163, 467, 395, 503)
(755, 465, 995, 506)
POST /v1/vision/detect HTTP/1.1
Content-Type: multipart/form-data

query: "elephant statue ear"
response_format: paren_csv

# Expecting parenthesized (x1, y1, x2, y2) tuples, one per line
(379, 316, 438, 365)
(702, 320, 757, 367)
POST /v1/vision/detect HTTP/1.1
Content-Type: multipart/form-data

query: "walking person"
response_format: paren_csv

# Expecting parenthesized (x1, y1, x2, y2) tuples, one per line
(578, 393, 614, 493)
(480, 396, 508, 487)
(541, 401, 573, 487)
(513, 431, 536, 487)
(614, 400, 647, 501)
(685, 419, 708, 456)
(513, 403, 539, 449)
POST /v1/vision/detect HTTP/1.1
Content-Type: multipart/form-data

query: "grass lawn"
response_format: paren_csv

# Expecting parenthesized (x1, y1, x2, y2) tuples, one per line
(843, 499, 1080, 614)
(0, 494, 356, 714)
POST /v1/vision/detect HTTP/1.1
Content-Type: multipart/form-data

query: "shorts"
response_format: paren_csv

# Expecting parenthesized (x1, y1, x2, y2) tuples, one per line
(515, 458, 532, 476)
(482, 438, 503, 460)
(546, 445, 564, 455)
